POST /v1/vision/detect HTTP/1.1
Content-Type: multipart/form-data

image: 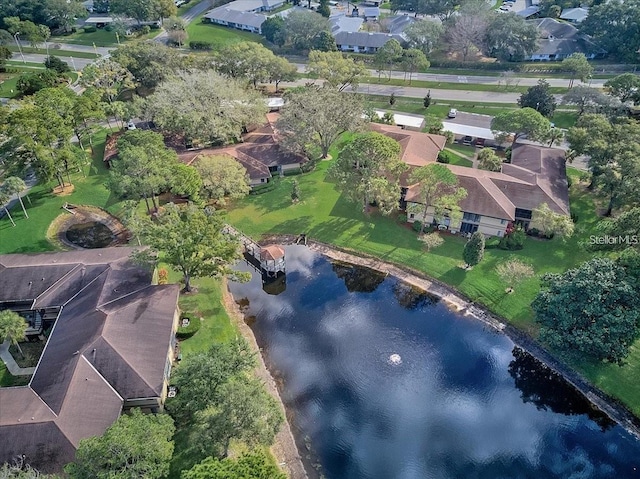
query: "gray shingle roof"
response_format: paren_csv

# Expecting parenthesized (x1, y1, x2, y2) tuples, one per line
(334, 31, 404, 49)
(204, 6, 267, 29)
(0, 248, 179, 474)
(528, 17, 605, 57)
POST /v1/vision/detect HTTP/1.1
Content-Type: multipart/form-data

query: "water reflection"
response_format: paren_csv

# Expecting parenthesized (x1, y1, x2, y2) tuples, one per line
(331, 262, 386, 293)
(508, 347, 614, 430)
(229, 246, 640, 479)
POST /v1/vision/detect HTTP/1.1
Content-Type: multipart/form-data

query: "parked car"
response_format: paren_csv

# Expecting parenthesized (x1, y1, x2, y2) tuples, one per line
(448, 108, 458, 118)
(462, 136, 473, 145)
(475, 138, 485, 148)
(126, 120, 136, 130)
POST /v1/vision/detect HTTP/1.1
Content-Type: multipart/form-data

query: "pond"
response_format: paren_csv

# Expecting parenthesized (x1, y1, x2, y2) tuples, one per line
(230, 246, 640, 479)
(65, 221, 115, 249)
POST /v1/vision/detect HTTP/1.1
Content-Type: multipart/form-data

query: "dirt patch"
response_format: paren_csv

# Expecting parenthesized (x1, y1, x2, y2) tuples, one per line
(51, 184, 75, 196)
(221, 279, 308, 479)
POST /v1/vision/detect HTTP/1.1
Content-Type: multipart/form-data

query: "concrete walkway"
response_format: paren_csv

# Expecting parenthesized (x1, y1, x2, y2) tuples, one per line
(0, 340, 35, 376)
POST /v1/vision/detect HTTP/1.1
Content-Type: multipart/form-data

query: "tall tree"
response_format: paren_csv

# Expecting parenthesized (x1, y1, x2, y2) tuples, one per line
(65, 409, 175, 479)
(262, 16, 285, 46)
(80, 60, 135, 106)
(133, 203, 246, 292)
(604, 73, 640, 105)
(110, 43, 185, 90)
(408, 163, 467, 233)
(561, 53, 593, 88)
(0, 186, 16, 227)
(276, 86, 364, 158)
(329, 132, 407, 214)
(518, 79, 557, 118)
(143, 71, 267, 145)
(403, 19, 443, 55)
(168, 337, 257, 422)
(532, 258, 640, 363)
(312, 30, 337, 52)
(561, 85, 611, 117)
(107, 130, 177, 212)
(374, 39, 403, 80)
(1, 177, 28, 219)
(214, 41, 275, 86)
(530, 203, 574, 238)
(193, 375, 283, 458)
(267, 56, 297, 92)
(181, 451, 287, 479)
(444, 11, 488, 61)
(580, 0, 640, 62)
(593, 207, 640, 251)
(109, 0, 155, 24)
(400, 48, 430, 84)
(307, 50, 367, 92)
(0, 310, 26, 358)
(43, 0, 87, 33)
(193, 154, 251, 205)
(477, 148, 502, 172)
(491, 108, 551, 147)
(484, 12, 538, 61)
(282, 10, 330, 50)
(463, 231, 485, 267)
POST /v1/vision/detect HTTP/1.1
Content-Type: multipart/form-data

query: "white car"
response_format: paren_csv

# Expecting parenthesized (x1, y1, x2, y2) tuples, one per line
(126, 120, 136, 130)
(448, 108, 458, 118)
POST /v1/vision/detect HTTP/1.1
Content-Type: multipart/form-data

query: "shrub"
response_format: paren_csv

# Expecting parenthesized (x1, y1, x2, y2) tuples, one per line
(566, 175, 573, 188)
(139, 25, 151, 36)
(189, 41, 214, 50)
(104, 24, 114, 32)
(397, 213, 407, 223)
(499, 227, 526, 250)
(158, 268, 169, 285)
(176, 316, 201, 339)
(83, 25, 97, 33)
(437, 151, 451, 164)
(570, 211, 579, 223)
(412, 220, 423, 232)
(44, 55, 71, 74)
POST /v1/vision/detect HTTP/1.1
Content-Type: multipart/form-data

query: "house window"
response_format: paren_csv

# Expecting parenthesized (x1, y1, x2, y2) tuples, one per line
(497, 230, 504, 237)
(463, 212, 481, 223)
(460, 222, 479, 234)
(515, 208, 532, 220)
(500, 219, 506, 225)
(261, 178, 266, 183)
(409, 213, 414, 219)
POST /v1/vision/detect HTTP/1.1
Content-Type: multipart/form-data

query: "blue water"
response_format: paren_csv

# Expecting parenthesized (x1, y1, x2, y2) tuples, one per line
(229, 246, 640, 479)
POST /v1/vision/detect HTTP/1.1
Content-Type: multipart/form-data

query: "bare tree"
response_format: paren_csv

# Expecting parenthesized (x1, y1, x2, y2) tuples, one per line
(445, 14, 488, 61)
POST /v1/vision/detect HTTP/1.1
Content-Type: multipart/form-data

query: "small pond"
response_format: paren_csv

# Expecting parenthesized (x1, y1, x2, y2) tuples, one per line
(230, 246, 640, 479)
(65, 221, 115, 249)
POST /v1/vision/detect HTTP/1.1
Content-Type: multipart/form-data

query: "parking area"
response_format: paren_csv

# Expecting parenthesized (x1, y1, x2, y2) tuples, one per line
(442, 112, 504, 149)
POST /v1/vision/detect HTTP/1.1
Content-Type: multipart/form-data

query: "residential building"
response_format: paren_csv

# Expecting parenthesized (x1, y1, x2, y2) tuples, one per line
(178, 113, 308, 186)
(525, 18, 606, 61)
(0, 248, 181, 474)
(362, 7, 380, 20)
(219, 0, 285, 13)
(203, 7, 267, 34)
(370, 123, 447, 166)
(559, 7, 589, 24)
(373, 110, 426, 131)
(334, 31, 406, 53)
(404, 144, 570, 236)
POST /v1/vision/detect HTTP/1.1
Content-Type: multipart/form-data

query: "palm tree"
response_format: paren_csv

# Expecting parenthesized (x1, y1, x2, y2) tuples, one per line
(0, 188, 16, 227)
(0, 310, 27, 358)
(1, 177, 28, 219)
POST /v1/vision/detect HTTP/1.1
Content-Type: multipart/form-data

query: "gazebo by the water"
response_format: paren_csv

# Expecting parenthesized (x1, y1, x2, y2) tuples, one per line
(259, 245, 286, 274)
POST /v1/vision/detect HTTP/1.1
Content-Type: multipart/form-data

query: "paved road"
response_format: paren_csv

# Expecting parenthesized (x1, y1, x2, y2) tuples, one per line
(9, 52, 96, 70)
(155, 0, 213, 43)
(17, 39, 112, 56)
(295, 63, 607, 89)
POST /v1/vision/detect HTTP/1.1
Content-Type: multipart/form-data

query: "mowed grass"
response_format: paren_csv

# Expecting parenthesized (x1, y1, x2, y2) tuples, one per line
(0, 130, 123, 255)
(366, 96, 579, 129)
(7, 45, 100, 59)
(228, 152, 640, 415)
(365, 76, 569, 94)
(186, 14, 265, 47)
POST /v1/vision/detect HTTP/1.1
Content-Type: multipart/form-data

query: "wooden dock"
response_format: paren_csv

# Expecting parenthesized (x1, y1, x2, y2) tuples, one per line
(224, 225, 286, 276)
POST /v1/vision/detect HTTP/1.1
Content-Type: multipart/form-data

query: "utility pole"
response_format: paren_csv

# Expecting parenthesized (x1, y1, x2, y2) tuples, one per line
(13, 32, 25, 64)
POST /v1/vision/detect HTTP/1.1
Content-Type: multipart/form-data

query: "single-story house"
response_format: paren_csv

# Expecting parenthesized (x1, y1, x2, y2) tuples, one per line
(386, 14, 416, 34)
(203, 7, 267, 34)
(559, 7, 589, 24)
(515, 6, 540, 19)
(220, 0, 285, 12)
(178, 113, 308, 186)
(330, 14, 364, 35)
(441, 121, 496, 141)
(0, 248, 181, 474)
(334, 31, 405, 53)
(525, 18, 606, 61)
(405, 144, 570, 236)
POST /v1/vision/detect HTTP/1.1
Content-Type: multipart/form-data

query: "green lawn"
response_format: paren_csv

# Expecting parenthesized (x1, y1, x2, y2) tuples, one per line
(447, 143, 477, 158)
(226, 152, 640, 416)
(7, 45, 101, 58)
(0, 74, 21, 98)
(186, 14, 265, 48)
(365, 76, 569, 94)
(0, 129, 124, 255)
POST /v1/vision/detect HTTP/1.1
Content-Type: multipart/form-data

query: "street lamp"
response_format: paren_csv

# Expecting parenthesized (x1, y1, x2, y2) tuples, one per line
(70, 57, 77, 72)
(13, 32, 25, 64)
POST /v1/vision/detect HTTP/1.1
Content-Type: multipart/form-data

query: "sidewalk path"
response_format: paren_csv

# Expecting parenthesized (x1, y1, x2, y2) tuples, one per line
(0, 340, 35, 376)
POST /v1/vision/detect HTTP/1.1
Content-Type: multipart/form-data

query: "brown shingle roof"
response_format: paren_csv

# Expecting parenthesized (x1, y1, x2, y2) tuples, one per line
(369, 123, 447, 167)
(405, 145, 569, 220)
(260, 245, 285, 261)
